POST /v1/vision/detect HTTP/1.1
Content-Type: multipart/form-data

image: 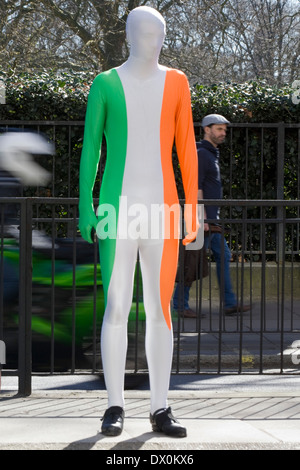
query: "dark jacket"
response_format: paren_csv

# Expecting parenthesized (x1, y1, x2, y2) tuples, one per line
(197, 139, 222, 221)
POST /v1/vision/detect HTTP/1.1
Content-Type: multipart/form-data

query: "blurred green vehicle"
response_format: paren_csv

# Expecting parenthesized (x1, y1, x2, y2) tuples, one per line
(2, 233, 146, 372)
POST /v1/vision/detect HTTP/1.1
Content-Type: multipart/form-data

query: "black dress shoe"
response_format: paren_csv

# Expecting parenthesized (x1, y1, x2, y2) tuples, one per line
(150, 407, 187, 438)
(101, 406, 124, 436)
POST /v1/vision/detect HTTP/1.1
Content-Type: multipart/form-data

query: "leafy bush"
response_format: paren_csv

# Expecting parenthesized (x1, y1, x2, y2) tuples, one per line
(191, 81, 300, 124)
(0, 70, 92, 121)
(1, 71, 298, 123)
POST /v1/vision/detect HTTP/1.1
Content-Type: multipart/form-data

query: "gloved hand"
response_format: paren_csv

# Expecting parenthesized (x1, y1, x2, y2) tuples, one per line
(78, 206, 98, 244)
(182, 204, 199, 246)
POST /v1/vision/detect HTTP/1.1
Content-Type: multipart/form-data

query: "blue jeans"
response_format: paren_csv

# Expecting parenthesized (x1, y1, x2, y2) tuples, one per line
(173, 233, 237, 310)
(205, 233, 237, 309)
(173, 284, 190, 310)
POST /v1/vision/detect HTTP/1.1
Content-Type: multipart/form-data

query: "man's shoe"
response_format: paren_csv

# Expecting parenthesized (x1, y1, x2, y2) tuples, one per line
(181, 308, 197, 318)
(150, 407, 187, 438)
(101, 406, 124, 436)
(225, 305, 251, 316)
(180, 308, 206, 319)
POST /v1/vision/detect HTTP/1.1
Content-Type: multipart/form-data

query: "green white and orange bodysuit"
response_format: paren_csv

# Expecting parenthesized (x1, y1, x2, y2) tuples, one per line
(79, 66, 198, 413)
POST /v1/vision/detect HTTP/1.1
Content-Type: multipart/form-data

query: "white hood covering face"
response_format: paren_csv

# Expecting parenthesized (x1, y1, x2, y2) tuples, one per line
(0, 132, 53, 185)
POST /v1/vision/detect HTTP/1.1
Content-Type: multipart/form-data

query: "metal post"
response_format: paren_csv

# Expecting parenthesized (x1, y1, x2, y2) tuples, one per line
(18, 199, 33, 396)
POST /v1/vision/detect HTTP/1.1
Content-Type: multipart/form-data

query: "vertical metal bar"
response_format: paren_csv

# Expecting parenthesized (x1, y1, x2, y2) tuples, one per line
(259, 207, 266, 374)
(260, 128, 264, 262)
(175, 207, 185, 372)
(280, 205, 286, 374)
(245, 128, 249, 198)
(297, 129, 300, 254)
(175, 238, 185, 373)
(260, 127, 264, 199)
(18, 199, 32, 396)
(276, 241, 280, 332)
(71, 205, 77, 373)
(134, 253, 140, 373)
(52, 125, 56, 197)
(208, 236, 213, 332)
(277, 123, 285, 263)
(229, 128, 233, 234)
(249, 223, 253, 332)
(68, 126, 72, 198)
(229, 127, 233, 199)
(178, 240, 185, 332)
(290, 225, 294, 332)
(218, 227, 225, 373)
(196, 248, 204, 373)
(93, 226, 98, 373)
(50, 205, 55, 374)
(234, 222, 239, 332)
(238, 207, 246, 373)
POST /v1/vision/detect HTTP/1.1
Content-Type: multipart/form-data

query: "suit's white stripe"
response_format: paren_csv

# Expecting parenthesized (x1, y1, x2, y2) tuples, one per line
(100, 69, 173, 413)
(117, 68, 166, 210)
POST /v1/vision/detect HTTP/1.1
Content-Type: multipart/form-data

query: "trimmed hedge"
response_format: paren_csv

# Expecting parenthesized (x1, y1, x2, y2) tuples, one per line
(0, 71, 92, 121)
(1, 71, 299, 123)
(191, 81, 300, 124)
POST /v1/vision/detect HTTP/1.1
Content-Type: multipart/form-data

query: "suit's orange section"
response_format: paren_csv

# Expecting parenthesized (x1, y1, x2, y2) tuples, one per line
(159, 70, 198, 330)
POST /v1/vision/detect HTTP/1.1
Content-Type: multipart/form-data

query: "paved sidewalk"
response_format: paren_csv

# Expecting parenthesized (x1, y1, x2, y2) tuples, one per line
(1, 375, 300, 450)
(1, 300, 300, 450)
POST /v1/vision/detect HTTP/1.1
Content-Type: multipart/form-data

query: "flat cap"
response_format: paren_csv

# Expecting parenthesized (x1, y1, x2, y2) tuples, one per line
(201, 114, 230, 127)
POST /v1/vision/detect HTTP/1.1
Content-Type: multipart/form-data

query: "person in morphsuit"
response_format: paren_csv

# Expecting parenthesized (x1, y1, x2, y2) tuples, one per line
(79, 6, 198, 438)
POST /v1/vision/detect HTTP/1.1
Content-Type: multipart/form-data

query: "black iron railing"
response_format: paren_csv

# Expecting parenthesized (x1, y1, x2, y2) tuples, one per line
(0, 198, 299, 395)
(1, 121, 300, 202)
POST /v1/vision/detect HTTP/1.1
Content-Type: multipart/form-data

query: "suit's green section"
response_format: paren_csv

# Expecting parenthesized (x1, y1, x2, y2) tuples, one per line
(79, 69, 128, 304)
